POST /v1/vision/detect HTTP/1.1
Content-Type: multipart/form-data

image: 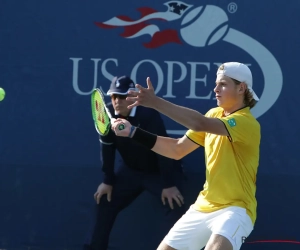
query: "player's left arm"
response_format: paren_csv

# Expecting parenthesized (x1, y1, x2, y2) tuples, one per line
(129, 87, 229, 136)
(148, 96, 230, 136)
(198, 117, 230, 136)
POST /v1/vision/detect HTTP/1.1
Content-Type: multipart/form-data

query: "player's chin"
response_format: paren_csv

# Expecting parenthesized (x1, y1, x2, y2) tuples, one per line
(116, 108, 124, 114)
(118, 111, 128, 117)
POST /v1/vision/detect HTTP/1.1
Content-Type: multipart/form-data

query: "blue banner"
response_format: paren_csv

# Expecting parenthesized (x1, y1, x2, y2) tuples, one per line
(1, 0, 299, 249)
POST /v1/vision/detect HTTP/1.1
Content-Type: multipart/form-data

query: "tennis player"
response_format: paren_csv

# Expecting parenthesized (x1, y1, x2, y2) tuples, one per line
(112, 63, 261, 250)
(83, 76, 186, 250)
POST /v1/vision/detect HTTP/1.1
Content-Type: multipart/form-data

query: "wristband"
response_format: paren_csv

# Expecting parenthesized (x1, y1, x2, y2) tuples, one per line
(131, 127, 157, 149)
(128, 126, 136, 138)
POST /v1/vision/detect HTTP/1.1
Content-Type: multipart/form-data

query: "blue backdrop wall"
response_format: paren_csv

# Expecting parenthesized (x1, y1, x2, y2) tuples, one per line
(0, 0, 300, 249)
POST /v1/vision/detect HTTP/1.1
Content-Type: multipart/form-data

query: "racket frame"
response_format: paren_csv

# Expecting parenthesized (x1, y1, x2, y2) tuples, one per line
(91, 88, 125, 136)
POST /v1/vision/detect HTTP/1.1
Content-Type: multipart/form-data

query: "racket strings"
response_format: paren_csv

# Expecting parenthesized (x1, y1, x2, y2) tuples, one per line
(92, 93, 110, 135)
(95, 100, 105, 123)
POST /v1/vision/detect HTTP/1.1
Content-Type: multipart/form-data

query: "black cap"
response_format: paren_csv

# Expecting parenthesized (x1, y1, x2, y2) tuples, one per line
(107, 76, 135, 95)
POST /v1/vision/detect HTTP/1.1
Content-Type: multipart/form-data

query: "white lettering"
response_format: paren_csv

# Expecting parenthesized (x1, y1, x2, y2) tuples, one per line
(163, 61, 187, 98)
(70, 58, 101, 95)
(186, 62, 212, 99)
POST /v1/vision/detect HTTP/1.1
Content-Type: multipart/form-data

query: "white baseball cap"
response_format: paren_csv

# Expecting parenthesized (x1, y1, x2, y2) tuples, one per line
(217, 62, 259, 101)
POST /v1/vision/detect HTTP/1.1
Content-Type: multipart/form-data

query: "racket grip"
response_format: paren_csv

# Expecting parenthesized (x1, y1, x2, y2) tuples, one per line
(118, 124, 125, 130)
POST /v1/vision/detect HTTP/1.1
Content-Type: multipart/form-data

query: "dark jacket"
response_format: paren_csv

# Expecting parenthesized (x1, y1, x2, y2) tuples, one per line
(99, 104, 182, 188)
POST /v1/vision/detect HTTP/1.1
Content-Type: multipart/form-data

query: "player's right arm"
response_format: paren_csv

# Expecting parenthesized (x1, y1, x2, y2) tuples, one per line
(153, 135, 199, 160)
(112, 119, 199, 160)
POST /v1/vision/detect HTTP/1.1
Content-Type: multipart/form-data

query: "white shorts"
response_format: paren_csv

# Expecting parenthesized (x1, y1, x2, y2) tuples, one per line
(163, 206, 253, 250)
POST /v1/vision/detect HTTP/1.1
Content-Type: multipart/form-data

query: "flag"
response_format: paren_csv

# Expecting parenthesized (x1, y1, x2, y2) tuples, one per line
(95, 1, 193, 48)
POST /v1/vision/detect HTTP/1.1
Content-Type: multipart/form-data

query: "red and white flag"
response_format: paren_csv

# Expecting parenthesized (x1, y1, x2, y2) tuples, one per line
(95, 1, 193, 48)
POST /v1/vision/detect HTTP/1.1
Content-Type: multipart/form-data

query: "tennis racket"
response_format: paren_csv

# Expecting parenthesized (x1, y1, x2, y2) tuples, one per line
(91, 88, 125, 136)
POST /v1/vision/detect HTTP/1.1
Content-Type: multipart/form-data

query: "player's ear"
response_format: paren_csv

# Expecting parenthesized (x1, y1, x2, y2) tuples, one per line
(239, 83, 246, 93)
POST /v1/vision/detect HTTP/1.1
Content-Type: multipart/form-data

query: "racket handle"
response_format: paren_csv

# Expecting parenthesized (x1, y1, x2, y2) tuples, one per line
(118, 124, 125, 130)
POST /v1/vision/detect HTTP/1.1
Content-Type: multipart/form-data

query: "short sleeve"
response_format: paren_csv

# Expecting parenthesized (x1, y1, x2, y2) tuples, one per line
(185, 130, 205, 146)
(184, 109, 217, 146)
(218, 114, 252, 143)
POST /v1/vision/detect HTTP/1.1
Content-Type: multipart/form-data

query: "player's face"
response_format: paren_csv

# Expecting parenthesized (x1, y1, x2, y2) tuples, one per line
(111, 93, 135, 117)
(214, 75, 240, 109)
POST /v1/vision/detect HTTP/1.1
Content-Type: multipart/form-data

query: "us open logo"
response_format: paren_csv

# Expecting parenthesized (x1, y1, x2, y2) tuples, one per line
(94, 1, 283, 119)
(71, 1, 283, 135)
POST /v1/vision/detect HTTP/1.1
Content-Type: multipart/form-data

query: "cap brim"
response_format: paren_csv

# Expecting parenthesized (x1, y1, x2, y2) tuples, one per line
(249, 88, 259, 101)
(107, 88, 137, 96)
(107, 90, 128, 95)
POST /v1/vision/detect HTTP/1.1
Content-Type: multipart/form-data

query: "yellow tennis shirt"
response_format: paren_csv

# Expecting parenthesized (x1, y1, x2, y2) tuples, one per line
(186, 107, 260, 224)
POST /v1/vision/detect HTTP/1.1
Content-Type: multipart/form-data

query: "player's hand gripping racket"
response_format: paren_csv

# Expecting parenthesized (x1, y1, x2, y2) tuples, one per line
(91, 88, 125, 136)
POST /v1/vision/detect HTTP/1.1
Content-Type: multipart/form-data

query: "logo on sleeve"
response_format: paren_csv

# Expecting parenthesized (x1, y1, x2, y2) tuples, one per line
(227, 118, 236, 127)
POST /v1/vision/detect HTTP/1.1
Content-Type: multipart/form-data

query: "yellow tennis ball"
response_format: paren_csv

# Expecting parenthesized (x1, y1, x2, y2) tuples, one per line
(0, 88, 6, 101)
